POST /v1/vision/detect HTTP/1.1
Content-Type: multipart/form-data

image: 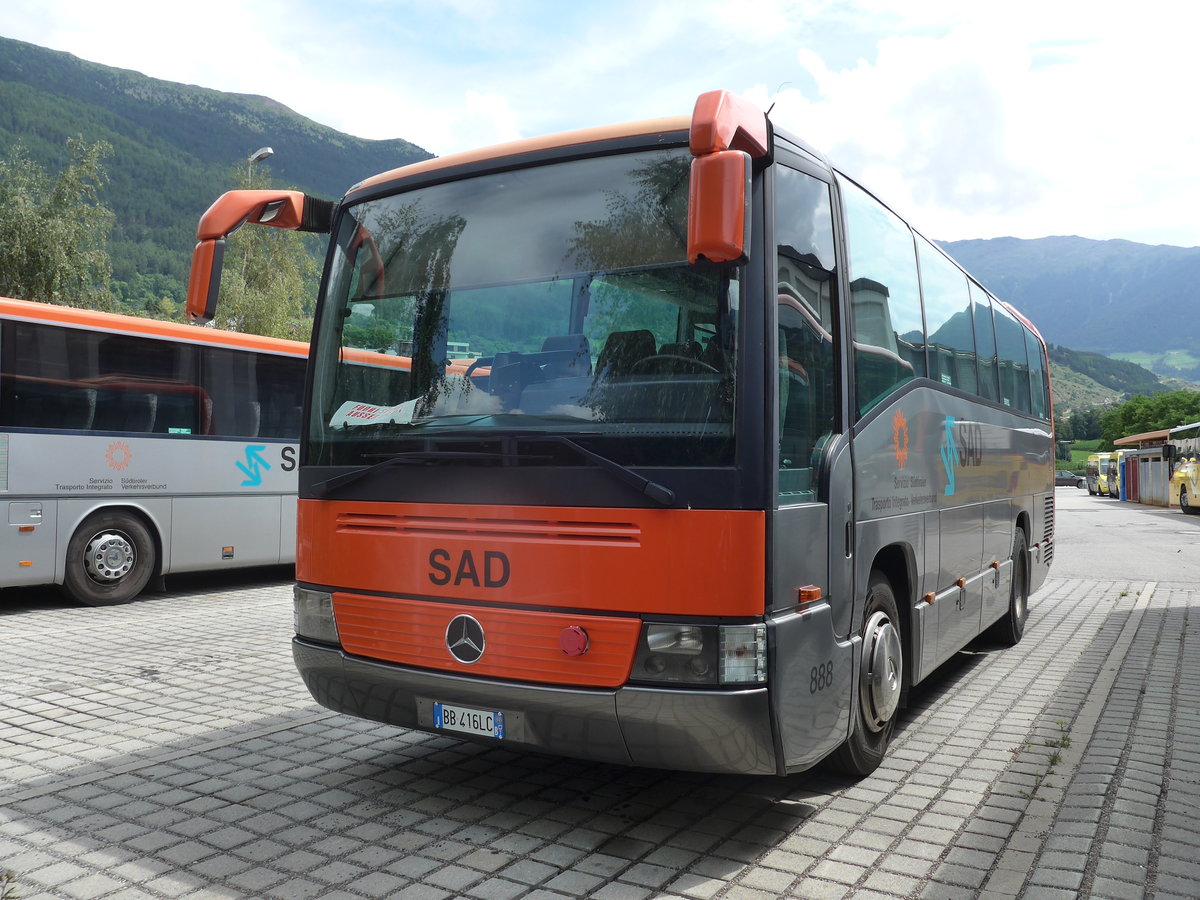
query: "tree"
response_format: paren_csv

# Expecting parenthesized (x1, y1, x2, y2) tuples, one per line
(211, 162, 320, 340)
(1066, 406, 1103, 441)
(0, 137, 116, 310)
(1099, 390, 1200, 447)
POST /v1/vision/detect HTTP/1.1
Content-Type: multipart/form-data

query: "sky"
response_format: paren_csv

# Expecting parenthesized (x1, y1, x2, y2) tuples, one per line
(2, 0, 1199, 247)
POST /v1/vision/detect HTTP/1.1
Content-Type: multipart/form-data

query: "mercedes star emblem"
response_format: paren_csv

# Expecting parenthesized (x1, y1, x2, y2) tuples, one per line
(445, 614, 485, 664)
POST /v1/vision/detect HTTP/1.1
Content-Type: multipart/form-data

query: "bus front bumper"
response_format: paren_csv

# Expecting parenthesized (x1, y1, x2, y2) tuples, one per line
(293, 637, 778, 775)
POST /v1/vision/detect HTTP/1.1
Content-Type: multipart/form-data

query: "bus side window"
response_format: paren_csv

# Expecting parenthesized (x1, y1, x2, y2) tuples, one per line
(201, 347, 306, 439)
(970, 284, 1001, 403)
(993, 302, 1031, 413)
(918, 237, 977, 393)
(1025, 327, 1049, 419)
(838, 176, 925, 417)
(776, 166, 836, 501)
(0, 322, 97, 430)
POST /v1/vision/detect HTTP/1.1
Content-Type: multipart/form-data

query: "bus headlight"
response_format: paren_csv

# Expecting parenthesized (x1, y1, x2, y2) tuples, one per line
(631, 623, 766, 686)
(294, 586, 340, 644)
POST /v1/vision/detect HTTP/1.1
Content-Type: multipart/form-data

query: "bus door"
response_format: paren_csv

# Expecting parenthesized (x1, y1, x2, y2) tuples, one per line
(768, 163, 855, 769)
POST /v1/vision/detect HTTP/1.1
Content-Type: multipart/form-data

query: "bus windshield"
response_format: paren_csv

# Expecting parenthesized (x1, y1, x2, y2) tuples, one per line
(310, 147, 738, 468)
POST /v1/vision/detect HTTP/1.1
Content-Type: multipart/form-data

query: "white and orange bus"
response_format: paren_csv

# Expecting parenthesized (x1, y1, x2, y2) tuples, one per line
(0, 297, 307, 604)
(186, 90, 1054, 776)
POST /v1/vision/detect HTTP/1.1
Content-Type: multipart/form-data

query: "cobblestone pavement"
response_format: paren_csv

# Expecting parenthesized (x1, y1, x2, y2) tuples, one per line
(1, 530, 1198, 897)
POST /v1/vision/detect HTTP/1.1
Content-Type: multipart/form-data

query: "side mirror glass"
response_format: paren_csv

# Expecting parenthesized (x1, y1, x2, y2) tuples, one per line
(186, 239, 225, 325)
(687, 150, 751, 265)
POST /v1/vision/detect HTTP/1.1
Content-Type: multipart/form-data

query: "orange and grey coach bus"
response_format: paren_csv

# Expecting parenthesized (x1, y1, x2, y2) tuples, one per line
(0, 296, 307, 605)
(186, 90, 1054, 776)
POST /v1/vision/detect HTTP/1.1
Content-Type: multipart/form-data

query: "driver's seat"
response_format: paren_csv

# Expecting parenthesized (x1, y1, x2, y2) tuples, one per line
(596, 329, 656, 377)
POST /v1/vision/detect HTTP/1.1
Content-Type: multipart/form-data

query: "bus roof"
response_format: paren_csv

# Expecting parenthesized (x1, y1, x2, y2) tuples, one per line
(0, 296, 309, 358)
(349, 115, 691, 197)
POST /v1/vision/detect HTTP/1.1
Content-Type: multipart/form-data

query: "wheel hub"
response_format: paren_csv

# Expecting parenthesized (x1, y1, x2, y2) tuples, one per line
(860, 610, 902, 732)
(84, 531, 135, 582)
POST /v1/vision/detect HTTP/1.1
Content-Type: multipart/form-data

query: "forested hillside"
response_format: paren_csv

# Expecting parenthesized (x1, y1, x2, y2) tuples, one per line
(0, 36, 431, 306)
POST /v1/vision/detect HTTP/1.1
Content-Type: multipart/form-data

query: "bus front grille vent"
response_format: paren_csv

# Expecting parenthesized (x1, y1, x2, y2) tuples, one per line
(336, 512, 642, 546)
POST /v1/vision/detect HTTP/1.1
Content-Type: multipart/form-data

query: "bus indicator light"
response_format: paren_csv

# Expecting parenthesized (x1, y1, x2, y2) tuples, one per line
(720, 624, 766, 684)
(222, 547, 235, 559)
(796, 585, 822, 605)
(18, 525, 34, 533)
(19, 560, 32, 567)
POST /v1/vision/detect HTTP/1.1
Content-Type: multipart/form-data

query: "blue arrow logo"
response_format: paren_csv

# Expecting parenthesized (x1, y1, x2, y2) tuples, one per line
(236, 445, 271, 487)
(940, 416, 957, 497)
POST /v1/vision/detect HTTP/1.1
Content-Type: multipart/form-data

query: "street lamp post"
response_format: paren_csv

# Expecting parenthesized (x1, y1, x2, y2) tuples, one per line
(247, 146, 274, 185)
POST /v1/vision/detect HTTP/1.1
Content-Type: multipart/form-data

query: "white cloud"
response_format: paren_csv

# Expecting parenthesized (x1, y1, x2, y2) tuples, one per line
(4, 0, 1200, 245)
(743, 4, 1200, 245)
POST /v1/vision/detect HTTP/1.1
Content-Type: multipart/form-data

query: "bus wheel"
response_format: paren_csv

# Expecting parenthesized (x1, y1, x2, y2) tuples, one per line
(1182, 487, 1194, 514)
(825, 572, 903, 777)
(63, 512, 156, 606)
(986, 529, 1029, 646)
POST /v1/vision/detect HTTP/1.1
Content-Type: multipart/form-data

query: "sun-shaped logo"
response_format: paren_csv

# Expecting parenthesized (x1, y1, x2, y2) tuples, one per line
(105, 441, 132, 471)
(892, 410, 909, 469)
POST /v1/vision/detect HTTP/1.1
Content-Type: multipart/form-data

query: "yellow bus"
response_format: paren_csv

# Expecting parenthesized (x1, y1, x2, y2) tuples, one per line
(1170, 421, 1200, 513)
(1104, 451, 1123, 501)
(1086, 451, 1111, 496)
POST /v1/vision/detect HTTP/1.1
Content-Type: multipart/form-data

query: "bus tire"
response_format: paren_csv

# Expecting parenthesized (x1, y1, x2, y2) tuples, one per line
(1182, 487, 1194, 515)
(986, 529, 1029, 646)
(825, 572, 903, 777)
(63, 512, 156, 606)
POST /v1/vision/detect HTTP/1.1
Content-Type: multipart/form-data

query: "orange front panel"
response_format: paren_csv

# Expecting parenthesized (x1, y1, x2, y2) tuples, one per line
(298, 501, 766, 618)
(335, 593, 641, 687)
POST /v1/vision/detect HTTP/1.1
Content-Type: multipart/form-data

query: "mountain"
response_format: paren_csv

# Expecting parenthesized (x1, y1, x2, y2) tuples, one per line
(0, 36, 1194, 405)
(941, 236, 1200, 380)
(0, 35, 432, 297)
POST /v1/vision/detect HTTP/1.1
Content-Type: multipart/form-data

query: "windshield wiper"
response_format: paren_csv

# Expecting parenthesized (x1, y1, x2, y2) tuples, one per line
(310, 436, 675, 506)
(310, 449, 534, 497)
(537, 435, 675, 506)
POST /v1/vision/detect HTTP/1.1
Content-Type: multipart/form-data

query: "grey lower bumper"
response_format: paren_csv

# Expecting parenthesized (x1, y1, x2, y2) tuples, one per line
(293, 638, 778, 775)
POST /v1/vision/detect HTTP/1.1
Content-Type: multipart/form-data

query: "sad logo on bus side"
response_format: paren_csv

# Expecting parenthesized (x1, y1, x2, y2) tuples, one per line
(939, 416, 983, 496)
(890, 412, 984, 497)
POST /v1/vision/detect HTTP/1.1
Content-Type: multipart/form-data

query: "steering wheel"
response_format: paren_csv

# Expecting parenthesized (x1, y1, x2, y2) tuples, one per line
(628, 354, 720, 375)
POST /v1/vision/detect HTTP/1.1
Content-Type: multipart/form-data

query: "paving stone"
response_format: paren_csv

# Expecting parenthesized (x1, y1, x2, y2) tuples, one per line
(1, 574, 1197, 900)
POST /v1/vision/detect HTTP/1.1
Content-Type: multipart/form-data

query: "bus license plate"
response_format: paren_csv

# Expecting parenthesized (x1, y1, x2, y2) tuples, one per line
(433, 701, 505, 739)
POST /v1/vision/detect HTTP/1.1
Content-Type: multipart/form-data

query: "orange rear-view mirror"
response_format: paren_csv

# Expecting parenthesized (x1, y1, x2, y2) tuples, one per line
(687, 150, 752, 265)
(185, 190, 333, 325)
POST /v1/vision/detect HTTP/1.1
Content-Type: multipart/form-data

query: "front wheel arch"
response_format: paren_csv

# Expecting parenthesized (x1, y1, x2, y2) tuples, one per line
(823, 570, 905, 777)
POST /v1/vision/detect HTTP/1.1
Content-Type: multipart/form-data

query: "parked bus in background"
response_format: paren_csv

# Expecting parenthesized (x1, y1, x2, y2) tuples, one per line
(0, 297, 307, 605)
(1107, 449, 1127, 500)
(1170, 421, 1200, 513)
(187, 90, 1054, 776)
(1087, 451, 1112, 496)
